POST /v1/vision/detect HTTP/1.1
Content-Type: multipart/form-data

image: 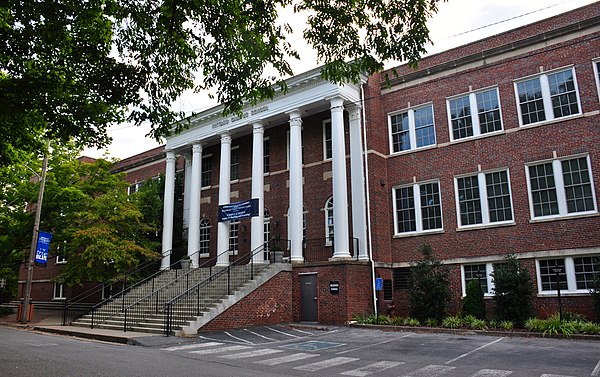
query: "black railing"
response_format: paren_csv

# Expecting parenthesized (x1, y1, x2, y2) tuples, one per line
(163, 239, 291, 336)
(303, 237, 359, 262)
(62, 252, 168, 325)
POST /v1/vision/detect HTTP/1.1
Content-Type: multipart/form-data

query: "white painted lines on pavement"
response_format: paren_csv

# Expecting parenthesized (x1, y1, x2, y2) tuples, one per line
(265, 325, 300, 338)
(445, 337, 505, 364)
(188, 344, 251, 355)
(336, 333, 414, 355)
(402, 365, 456, 377)
(255, 352, 320, 366)
(224, 331, 255, 345)
(593, 359, 600, 376)
(243, 328, 277, 342)
(340, 360, 404, 376)
(540, 374, 576, 377)
(293, 356, 360, 371)
(470, 369, 512, 377)
(219, 348, 284, 360)
(161, 341, 224, 351)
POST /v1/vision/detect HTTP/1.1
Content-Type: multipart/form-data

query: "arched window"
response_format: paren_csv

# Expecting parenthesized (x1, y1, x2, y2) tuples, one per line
(199, 218, 211, 257)
(325, 197, 334, 245)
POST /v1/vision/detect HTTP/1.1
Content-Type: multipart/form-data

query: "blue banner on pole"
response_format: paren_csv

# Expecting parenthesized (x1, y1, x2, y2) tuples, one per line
(34, 231, 52, 266)
(218, 199, 259, 222)
(375, 278, 383, 291)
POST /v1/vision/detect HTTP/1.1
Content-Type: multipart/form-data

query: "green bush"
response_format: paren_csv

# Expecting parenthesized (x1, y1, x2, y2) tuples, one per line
(469, 318, 488, 330)
(491, 254, 535, 327)
(463, 280, 485, 319)
(442, 315, 462, 329)
(500, 321, 514, 331)
(542, 315, 576, 336)
(403, 317, 421, 327)
(525, 318, 545, 333)
(391, 316, 405, 326)
(376, 315, 392, 325)
(352, 313, 376, 324)
(0, 306, 14, 317)
(425, 318, 438, 327)
(409, 244, 451, 323)
(578, 321, 600, 335)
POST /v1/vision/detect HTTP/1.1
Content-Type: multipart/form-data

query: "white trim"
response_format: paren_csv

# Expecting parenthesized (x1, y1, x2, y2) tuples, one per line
(322, 119, 332, 161)
(388, 102, 436, 154)
(460, 263, 495, 297)
(535, 255, 600, 295)
(324, 196, 334, 246)
(593, 58, 600, 102)
(53, 283, 66, 300)
(392, 179, 443, 236)
(447, 86, 503, 142)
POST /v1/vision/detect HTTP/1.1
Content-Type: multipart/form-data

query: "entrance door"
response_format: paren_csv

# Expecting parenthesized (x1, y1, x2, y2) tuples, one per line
(300, 274, 318, 322)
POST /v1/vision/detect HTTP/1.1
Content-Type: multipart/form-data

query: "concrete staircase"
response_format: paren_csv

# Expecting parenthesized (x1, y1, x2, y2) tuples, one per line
(71, 263, 286, 335)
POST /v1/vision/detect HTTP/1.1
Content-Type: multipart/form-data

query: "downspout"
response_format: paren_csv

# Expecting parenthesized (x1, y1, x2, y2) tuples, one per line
(360, 84, 378, 317)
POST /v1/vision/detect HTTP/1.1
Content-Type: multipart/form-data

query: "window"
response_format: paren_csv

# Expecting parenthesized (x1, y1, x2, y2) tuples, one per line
(201, 154, 212, 187)
(536, 256, 600, 293)
(263, 209, 271, 260)
(456, 170, 514, 227)
(323, 120, 332, 160)
(53, 283, 66, 300)
(229, 221, 239, 254)
(393, 181, 442, 234)
(527, 155, 597, 219)
(394, 267, 412, 290)
(230, 146, 239, 181)
(515, 67, 581, 126)
(594, 59, 600, 101)
(389, 104, 435, 153)
(56, 241, 67, 264)
(199, 218, 211, 257)
(448, 88, 502, 140)
(263, 137, 270, 174)
(325, 197, 334, 245)
(383, 279, 393, 300)
(462, 264, 490, 295)
(127, 182, 143, 195)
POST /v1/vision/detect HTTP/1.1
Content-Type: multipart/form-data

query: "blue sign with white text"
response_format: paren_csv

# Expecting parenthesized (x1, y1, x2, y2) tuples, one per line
(34, 231, 52, 266)
(375, 278, 383, 291)
(218, 198, 259, 222)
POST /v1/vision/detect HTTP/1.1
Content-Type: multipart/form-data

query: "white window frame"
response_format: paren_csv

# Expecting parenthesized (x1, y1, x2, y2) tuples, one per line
(263, 137, 270, 174)
(525, 154, 598, 221)
(263, 208, 271, 260)
(593, 58, 600, 102)
(199, 217, 211, 258)
(514, 66, 582, 127)
(53, 283, 66, 300)
(447, 87, 503, 142)
(228, 220, 239, 255)
(55, 240, 67, 264)
(461, 263, 495, 297)
(127, 182, 142, 195)
(536, 256, 600, 295)
(323, 119, 332, 161)
(201, 153, 213, 188)
(388, 103, 436, 154)
(324, 197, 334, 246)
(230, 145, 240, 182)
(454, 169, 515, 229)
(392, 179, 443, 236)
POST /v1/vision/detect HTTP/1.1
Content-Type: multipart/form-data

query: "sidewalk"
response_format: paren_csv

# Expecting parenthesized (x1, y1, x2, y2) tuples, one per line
(0, 308, 165, 345)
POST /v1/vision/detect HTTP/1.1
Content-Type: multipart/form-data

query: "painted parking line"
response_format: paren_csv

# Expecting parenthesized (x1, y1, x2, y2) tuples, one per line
(402, 365, 456, 377)
(470, 369, 512, 377)
(340, 360, 404, 376)
(255, 352, 320, 366)
(265, 326, 301, 338)
(224, 331, 255, 345)
(445, 338, 505, 364)
(219, 348, 284, 360)
(336, 333, 414, 355)
(281, 340, 345, 351)
(293, 357, 360, 371)
(161, 341, 224, 351)
(243, 328, 278, 342)
(188, 345, 251, 355)
(593, 360, 600, 377)
(540, 374, 576, 377)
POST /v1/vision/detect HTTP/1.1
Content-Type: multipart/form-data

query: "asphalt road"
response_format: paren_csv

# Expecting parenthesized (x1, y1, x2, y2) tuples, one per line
(2, 325, 600, 377)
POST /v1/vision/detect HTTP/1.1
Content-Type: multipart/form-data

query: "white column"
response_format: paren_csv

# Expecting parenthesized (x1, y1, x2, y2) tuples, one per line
(288, 110, 304, 263)
(251, 122, 265, 262)
(330, 97, 351, 259)
(348, 105, 369, 260)
(187, 143, 202, 267)
(161, 150, 176, 269)
(182, 154, 192, 231)
(216, 134, 231, 266)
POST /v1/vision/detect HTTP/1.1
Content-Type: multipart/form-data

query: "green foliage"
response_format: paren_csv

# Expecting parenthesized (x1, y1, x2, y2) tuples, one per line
(442, 316, 462, 329)
(491, 254, 535, 327)
(577, 321, 600, 335)
(524, 318, 545, 333)
(469, 318, 488, 330)
(499, 321, 514, 331)
(591, 272, 600, 322)
(0, 306, 14, 317)
(424, 318, 438, 327)
(463, 280, 485, 319)
(1, 0, 441, 166)
(409, 244, 452, 323)
(376, 315, 392, 325)
(403, 318, 421, 327)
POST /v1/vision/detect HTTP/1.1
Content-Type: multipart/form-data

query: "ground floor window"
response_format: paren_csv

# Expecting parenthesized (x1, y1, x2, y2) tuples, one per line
(461, 263, 494, 296)
(53, 283, 66, 300)
(536, 256, 600, 294)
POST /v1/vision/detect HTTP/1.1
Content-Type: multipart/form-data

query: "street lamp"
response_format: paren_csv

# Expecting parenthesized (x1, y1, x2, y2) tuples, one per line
(474, 271, 485, 319)
(551, 267, 564, 322)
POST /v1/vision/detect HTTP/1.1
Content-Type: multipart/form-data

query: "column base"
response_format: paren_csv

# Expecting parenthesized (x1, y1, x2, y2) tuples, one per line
(329, 254, 353, 261)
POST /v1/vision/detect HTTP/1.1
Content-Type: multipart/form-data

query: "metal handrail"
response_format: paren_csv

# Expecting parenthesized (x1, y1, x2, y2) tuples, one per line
(61, 251, 168, 325)
(163, 239, 290, 336)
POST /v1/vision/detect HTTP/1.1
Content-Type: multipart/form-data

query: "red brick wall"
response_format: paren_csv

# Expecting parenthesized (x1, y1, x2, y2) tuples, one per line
(200, 271, 293, 331)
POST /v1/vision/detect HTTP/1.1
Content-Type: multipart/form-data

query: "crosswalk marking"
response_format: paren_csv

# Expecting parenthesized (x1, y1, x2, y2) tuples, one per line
(255, 352, 320, 366)
(470, 369, 512, 377)
(188, 345, 251, 355)
(402, 365, 456, 377)
(219, 348, 284, 360)
(161, 342, 224, 351)
(540, 375, 576, 377)
(294, 357, 360, 371)
(340, 361, 404, 376)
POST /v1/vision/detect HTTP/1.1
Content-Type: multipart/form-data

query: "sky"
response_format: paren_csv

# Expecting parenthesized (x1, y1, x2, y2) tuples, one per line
(82, 0, 598, 160)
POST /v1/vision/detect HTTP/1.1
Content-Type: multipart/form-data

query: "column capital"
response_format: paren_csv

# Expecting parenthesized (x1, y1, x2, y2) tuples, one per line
(220, 133, 232, 144)
(347, 104, 362, 121)
(192, 143, 203, 154)
(253, 122, 264, 134)
(165, 149, 176, 162)
(328, 96, 345, 110)
(286, 109, 303, 127)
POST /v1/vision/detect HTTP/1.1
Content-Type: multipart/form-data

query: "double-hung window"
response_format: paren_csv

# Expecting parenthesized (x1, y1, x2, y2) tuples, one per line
(448, 87, 502, 141)
(229, 220, 239, 255)
(593, 59, 600, 102)
(393, 180, 443, 235)
(388, 104, 435, 153)
(462, 264, 494, 296)
(537, 256, 600, 294)
(526, 155, 597, 220)
(199, 218, 211, 257)
(455, 169, 514, 228)
(263, 137, 270, 174)
(323, 120, 332, 160)
(515, 67, 581, 126)
(230, 146, 239, 181)
(201, 154, 212, 188)
(53, 283, 66, 300)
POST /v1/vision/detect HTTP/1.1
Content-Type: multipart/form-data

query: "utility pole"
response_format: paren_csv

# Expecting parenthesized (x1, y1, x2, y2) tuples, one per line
(21, 140, 50, 324)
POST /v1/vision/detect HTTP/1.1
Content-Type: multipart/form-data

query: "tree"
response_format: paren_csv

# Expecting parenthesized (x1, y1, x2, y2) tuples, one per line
(1, 0, 443, 166)
(491, 254, 535, 327)
(462, 280, 485, 319)
(409, 244, 451, 323)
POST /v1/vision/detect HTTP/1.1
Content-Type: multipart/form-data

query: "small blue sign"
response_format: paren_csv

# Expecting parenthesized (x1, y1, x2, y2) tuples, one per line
(34, 231, 52, 266)
(218, 198, 259, 222)
(375, 278, 383, 291)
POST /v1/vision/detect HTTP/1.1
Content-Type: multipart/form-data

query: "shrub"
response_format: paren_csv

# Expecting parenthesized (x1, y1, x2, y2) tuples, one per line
(391, 316, 405, 326)
(469, 318, 488, 330)
(463, 280, 485, 319)
(578, 321, 600, 335)
(543, 315, 576, 336)
(409, 244, 451, 323)
(500, 321, 514, 331)
(403, 317, 421, 327)
(352, 313, 376, 324)
(491, 254, 535, 327)
(442, 316, 462, 329)
(525, 318, 545, 333)
(376, 315, 391, 325)
(462, 315, 477, 327)
(0, 306, 13, 317)
(425, 318, 438, 327)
